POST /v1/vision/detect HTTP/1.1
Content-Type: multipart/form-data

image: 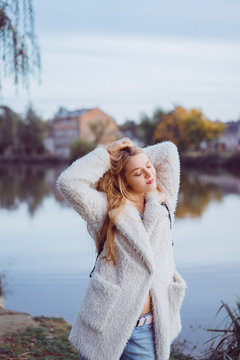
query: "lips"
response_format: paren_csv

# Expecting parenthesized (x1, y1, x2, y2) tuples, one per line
(146, 178, 155, 184)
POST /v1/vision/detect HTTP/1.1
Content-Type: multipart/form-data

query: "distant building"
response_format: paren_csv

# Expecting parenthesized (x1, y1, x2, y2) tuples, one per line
(46, 107, 121, 157)
(215, 120, 240, 152)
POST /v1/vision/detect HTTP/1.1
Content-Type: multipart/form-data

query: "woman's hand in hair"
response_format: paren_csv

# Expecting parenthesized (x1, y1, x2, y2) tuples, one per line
(107, 138, 133, 154)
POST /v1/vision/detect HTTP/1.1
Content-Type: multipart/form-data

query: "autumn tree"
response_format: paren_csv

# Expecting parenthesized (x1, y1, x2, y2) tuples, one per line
(154, 106, 226, 152)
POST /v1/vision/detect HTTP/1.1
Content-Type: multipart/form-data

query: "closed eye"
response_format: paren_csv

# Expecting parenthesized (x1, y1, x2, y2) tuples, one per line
(135, 165, 152, 176)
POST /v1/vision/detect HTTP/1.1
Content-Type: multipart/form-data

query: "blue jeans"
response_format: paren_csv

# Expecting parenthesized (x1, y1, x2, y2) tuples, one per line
(79, 311, 155, 360)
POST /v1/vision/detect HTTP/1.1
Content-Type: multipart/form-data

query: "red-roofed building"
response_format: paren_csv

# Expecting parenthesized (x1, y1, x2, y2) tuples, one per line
(47, 107, 121, 157)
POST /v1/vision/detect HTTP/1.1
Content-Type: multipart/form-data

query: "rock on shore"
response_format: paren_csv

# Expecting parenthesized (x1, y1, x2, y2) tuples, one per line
(0, 306, 39, 341)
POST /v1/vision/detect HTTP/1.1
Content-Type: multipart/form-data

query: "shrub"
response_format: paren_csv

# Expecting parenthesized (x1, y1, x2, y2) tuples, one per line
(202, 298, 240, 360)
(70, 137, 96, 162)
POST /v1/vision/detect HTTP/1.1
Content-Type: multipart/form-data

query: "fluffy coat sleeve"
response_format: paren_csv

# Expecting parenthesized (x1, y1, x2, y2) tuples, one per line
(56, 145, 110, 225)
(142, 140, 181, 213)
(56, 140, 180, 223)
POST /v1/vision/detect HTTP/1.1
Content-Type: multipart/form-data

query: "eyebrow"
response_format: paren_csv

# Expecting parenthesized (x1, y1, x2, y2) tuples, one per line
(130, 160, 150, 173)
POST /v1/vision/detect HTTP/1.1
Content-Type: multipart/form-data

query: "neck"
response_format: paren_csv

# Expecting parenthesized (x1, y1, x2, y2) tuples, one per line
(130, 194, 146, 206)
(129, 193, 146, 215)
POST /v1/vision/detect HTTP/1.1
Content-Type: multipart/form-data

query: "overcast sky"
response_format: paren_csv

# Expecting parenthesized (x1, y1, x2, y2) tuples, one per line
(1, 0, 240, 123)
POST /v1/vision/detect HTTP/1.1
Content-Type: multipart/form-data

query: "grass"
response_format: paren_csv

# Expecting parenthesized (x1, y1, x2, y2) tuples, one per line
(0, 314, 195, 360)
(170, 346, 196, 360)
(0, 316, 79, 360)
(202, 298, 240, 360)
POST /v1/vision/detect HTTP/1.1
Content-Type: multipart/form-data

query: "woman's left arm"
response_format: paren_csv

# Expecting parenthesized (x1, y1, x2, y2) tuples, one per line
(142, 141, 180, 213)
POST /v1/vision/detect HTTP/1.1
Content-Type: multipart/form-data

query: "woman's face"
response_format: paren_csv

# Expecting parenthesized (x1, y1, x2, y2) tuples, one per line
(124, 152, 156, 195)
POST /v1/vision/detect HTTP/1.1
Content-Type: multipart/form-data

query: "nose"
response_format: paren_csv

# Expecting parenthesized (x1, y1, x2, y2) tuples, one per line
(144, 169, 152, 178)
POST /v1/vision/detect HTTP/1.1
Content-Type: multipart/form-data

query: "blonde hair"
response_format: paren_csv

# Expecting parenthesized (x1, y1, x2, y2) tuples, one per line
(93, 138, 157, 266)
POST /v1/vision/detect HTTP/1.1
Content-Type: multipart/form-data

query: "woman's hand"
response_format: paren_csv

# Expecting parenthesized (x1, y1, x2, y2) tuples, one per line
(107, 137, 133, 154)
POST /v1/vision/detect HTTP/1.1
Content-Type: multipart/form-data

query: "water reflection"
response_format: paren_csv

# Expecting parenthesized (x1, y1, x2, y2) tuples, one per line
(1, 164, 239, 219)
(176, 171, 224, 218)
(0, 165, 48, 214)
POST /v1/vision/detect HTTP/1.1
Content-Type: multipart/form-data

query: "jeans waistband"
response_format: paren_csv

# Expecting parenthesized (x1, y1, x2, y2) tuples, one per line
(138, 311, 152, 319)
(136, 311, 153, 327)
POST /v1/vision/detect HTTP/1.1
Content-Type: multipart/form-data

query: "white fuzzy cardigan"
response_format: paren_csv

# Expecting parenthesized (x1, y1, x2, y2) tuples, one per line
(56, 140, 187, 360)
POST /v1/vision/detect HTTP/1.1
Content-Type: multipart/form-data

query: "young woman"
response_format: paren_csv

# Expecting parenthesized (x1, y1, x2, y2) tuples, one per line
(56, 137, 187, 360)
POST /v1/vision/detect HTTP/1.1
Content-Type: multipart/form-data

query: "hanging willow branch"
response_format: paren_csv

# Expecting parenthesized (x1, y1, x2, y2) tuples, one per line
(0, 0, 41, 90)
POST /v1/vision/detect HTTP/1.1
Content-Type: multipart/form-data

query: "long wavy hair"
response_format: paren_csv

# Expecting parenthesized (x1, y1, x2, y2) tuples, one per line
(93, 141, 157, 267)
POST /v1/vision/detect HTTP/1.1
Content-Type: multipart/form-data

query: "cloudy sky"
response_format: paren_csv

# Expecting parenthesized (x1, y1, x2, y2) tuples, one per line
(1, 0, 240, 124)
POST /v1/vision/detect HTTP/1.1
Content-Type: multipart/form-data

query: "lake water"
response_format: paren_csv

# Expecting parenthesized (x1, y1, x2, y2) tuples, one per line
(0, 164, 239, 358)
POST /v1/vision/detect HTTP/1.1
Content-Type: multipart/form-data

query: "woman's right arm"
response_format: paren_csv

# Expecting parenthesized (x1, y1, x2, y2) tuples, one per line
(56, 145, 110, 225)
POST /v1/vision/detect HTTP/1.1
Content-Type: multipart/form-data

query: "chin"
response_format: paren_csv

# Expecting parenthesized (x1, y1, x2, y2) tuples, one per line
(146, 185, 156, 192)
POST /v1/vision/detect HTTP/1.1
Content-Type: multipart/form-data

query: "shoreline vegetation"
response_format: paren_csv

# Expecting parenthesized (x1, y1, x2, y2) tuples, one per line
(180, 151, 240, 173)
(0, 307, 194, 360)
(0, 298, 239, 360)
(1, 151, 240, 173)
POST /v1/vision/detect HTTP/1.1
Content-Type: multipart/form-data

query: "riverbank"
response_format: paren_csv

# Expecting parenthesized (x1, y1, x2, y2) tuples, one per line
(0, 307, 78, 359)
(0, 155, 69, 165)
(0, 307, 194, 359)
(180, 151, 240, 173)
(1, 151, 239, 173)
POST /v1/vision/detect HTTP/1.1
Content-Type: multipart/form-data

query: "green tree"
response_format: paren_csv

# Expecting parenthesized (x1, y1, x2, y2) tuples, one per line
(0, 0, 41, 91)
(137, 108, 166, 146)
(54, 106, 69, 117)
(70, 137, 96, 162)
(119, 119, 137, 137)
(0, 105, 21, 154)
(18, 105, 46, 155)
